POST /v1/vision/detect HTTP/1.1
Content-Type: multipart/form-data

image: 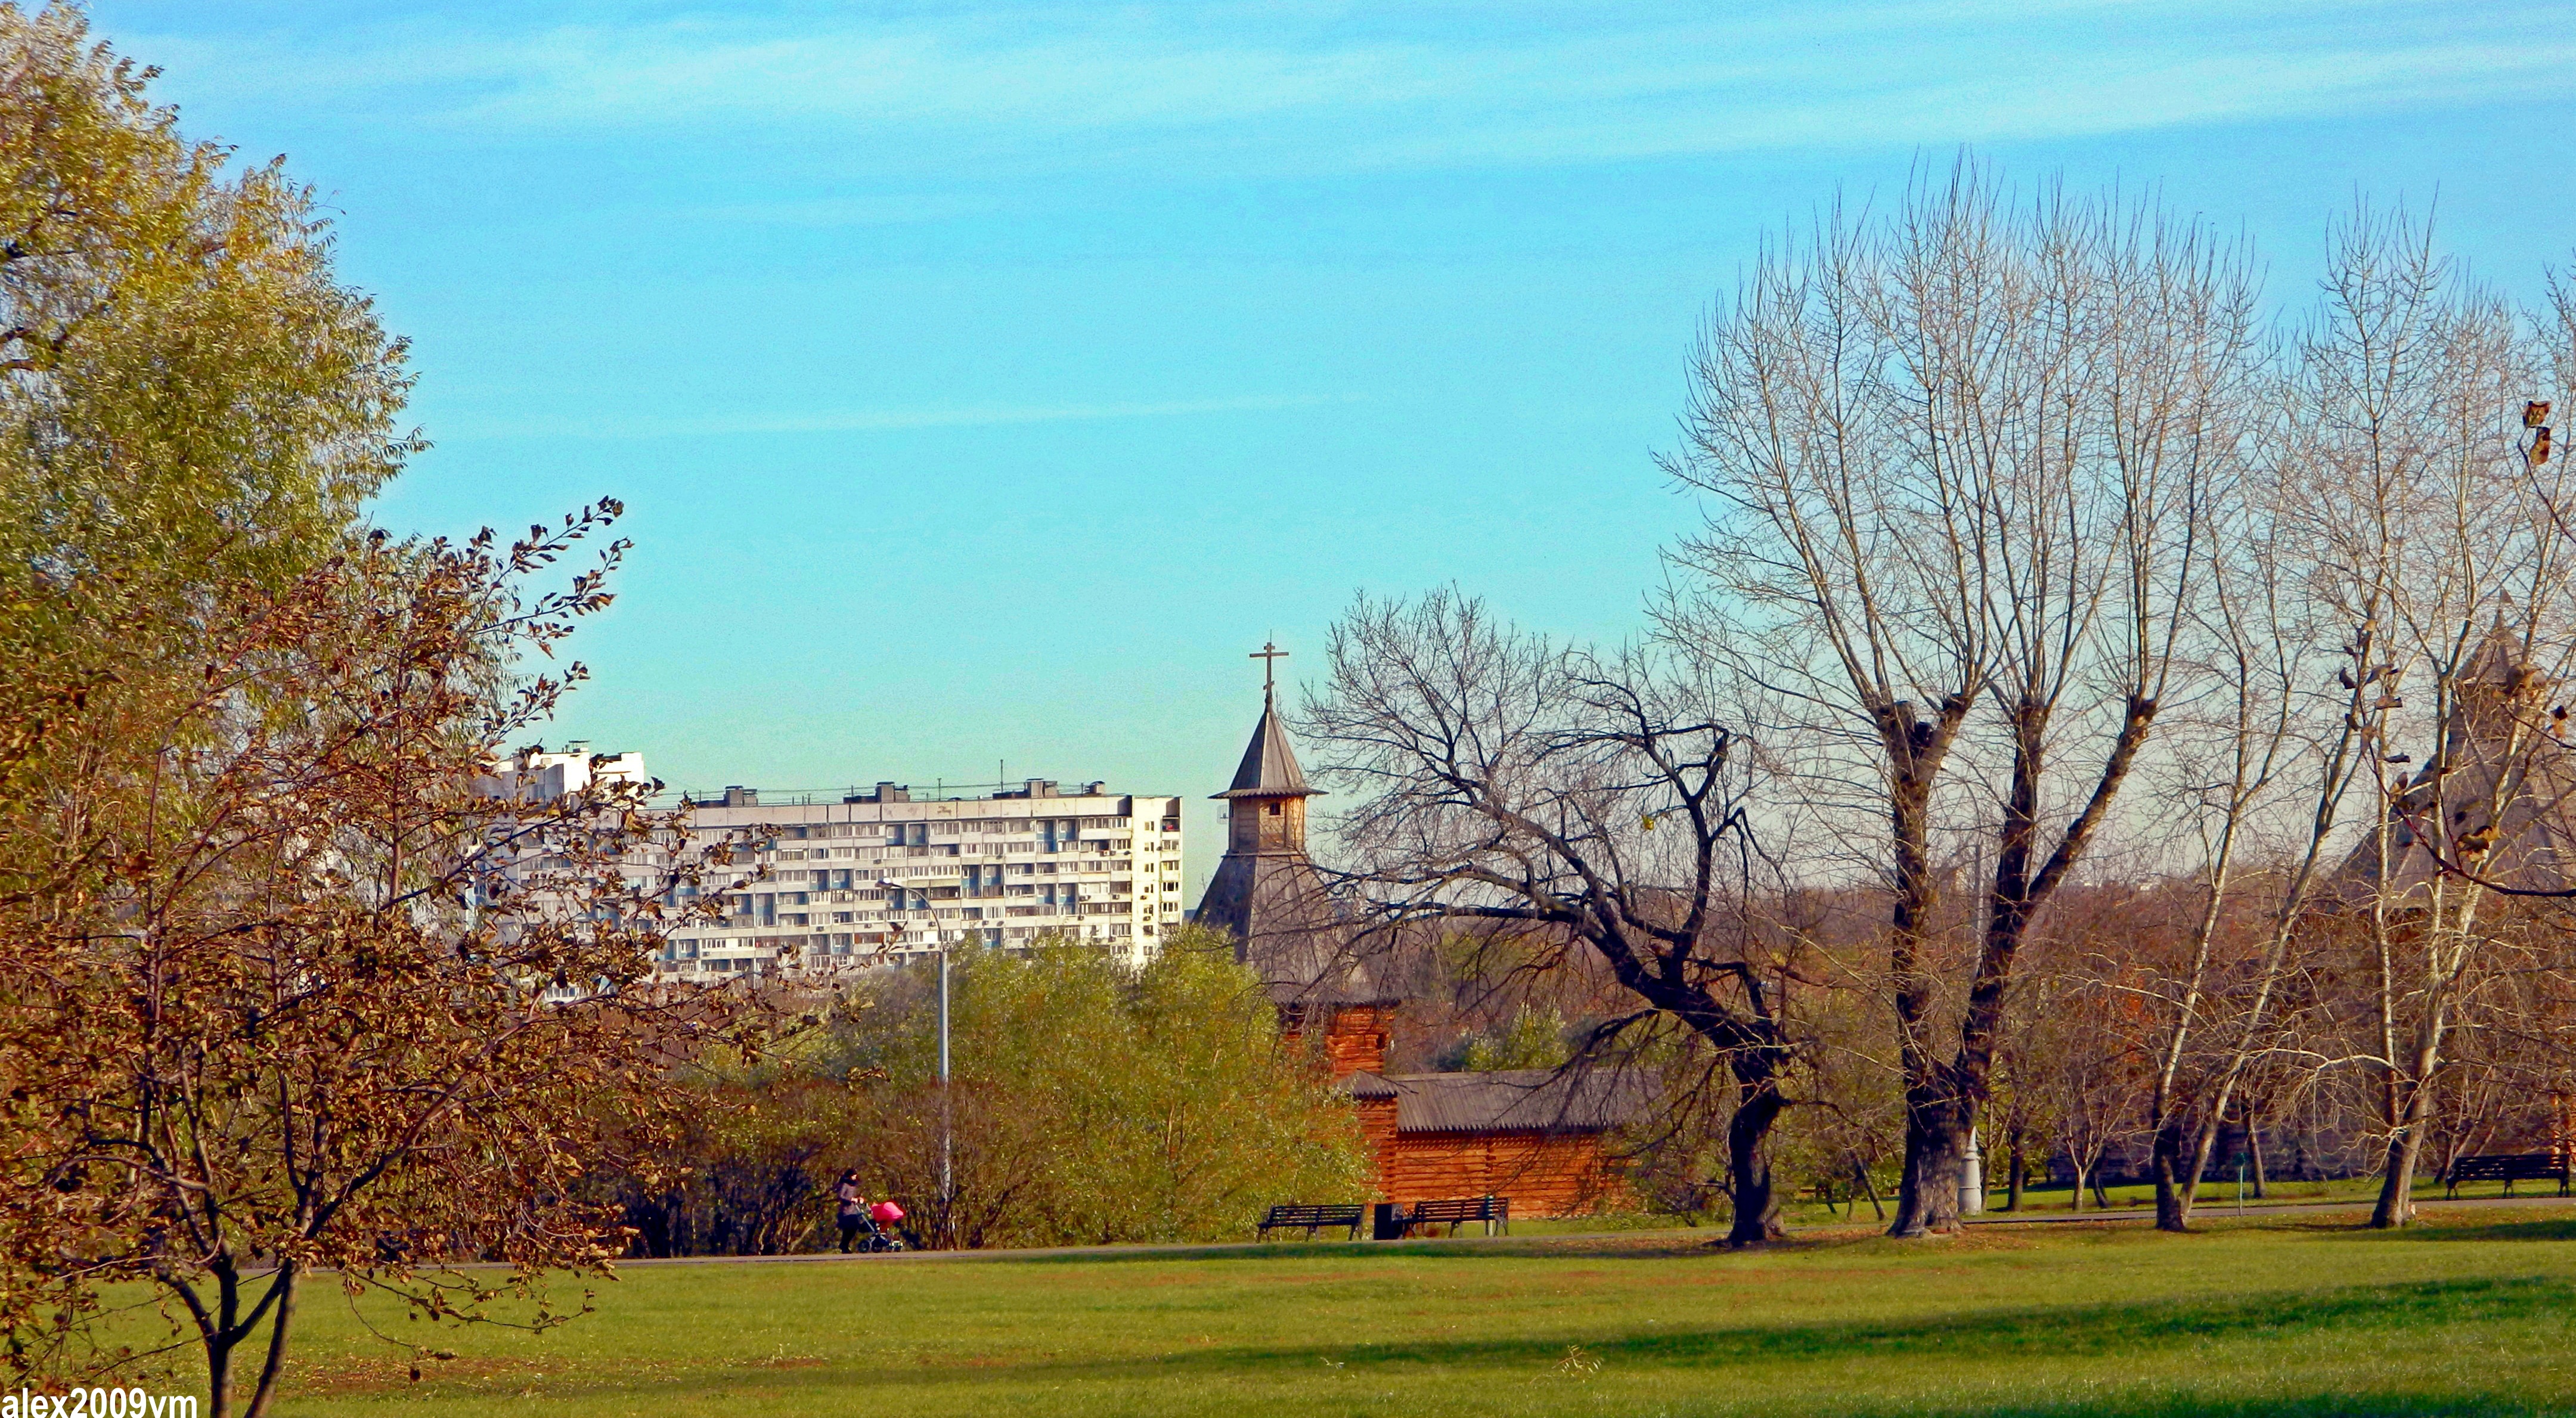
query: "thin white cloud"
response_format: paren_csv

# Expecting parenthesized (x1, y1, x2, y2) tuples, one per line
(438, 392, 1346, 442)
(682, 191, 1012, 228)
(115, 1, 2576, 182)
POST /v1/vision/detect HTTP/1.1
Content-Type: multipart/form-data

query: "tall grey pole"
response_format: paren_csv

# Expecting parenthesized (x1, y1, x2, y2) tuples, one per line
(938, 941, 953, 1242)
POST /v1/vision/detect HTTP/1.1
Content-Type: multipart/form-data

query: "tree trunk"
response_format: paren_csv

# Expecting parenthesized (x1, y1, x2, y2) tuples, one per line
(1893, 692, 2148, 1236)
(243, 1263, 297, 1418)
(1724, 1072, 1788, 1246)
(1880, 699, 1966, 1238)
(2069, 1155, 2088, 1214)
(2372, 1135, 2422, 1228)
(2151, 1115, 2189, 1231)
(2373, 1085, 2432, 1228)
(2249, 1116, 2267, 1199)
(207, 1330, 233, 1418)
(2372, 1020, 2447, 1228)
(199, 1260, 242, 1418)
(2005, 1136, 2026, 1212)
(1853, 1161, 1886, 1221)
(1890, 1091, 1969, 1234)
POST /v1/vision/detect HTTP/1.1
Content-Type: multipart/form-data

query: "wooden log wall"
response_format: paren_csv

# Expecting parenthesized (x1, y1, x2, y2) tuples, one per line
(1282, 1003, 1392, 1079)
(1351, 1096, 1626, 1217)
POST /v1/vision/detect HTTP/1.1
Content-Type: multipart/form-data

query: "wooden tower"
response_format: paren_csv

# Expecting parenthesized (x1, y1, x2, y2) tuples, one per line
(1195, 643, 1390, 1076)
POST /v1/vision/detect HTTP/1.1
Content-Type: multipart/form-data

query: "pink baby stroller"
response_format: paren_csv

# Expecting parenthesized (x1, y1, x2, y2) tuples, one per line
(855, 1198, 907, 1252)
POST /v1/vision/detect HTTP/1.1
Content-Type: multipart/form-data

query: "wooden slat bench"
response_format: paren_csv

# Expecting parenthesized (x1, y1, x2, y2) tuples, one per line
(1256, 1203, 1368, 1240)
(1403, 1195, 1511, 1237)
(2445, 1153, 2569, 1198)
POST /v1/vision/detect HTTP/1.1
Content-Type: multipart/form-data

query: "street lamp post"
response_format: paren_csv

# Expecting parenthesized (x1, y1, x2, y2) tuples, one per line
(938, 936, 953, 1246)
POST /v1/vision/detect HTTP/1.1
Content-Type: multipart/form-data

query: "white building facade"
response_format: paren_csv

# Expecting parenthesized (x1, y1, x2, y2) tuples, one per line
(658, 777, 1185, 977)
(478, 751, 1186, 978)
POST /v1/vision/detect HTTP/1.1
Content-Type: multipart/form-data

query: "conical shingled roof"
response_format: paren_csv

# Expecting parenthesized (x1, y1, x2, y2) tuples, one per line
(1214, 695, 1319, 799)
(2331, 624, 2576, 902)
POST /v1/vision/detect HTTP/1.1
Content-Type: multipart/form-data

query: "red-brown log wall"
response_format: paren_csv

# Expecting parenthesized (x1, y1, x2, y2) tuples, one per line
(1283, 1004, 1391, 1079)
(1360, 1126, 1625, 1217)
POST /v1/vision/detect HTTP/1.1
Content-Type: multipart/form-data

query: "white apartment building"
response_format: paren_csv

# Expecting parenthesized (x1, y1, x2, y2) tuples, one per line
(479, 743, 651, 803)
(661, 778, 1185, 976)
(478, 749, 1186, 978)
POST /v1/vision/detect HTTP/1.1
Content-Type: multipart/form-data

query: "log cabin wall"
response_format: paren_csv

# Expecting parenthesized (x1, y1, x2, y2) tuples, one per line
(1373, 1130, 1625, 1217)
(1281, 1003, 1392, 1081)
(1356, 1096, 1400, 1178)
(1321, 1004, 1391, 1079)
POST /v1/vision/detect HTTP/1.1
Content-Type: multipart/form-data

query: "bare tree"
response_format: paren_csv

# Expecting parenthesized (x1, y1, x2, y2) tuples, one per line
(2132, 389, 2376, 1232)
(1663, 160, 2260, 1234)
(2041, 995, 2142, 1212)
(1303, 592, 1802, 1245)
(2288, 209, 2576, 1227)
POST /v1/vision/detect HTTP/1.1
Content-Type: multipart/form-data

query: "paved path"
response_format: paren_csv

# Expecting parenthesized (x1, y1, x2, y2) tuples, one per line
(1957, 1189, 2576, 1227)
(600, 1189, 2575, 1268)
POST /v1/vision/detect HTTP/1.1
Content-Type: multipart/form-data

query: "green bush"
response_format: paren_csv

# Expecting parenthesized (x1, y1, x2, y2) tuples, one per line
(622, 928, 1372, 1252)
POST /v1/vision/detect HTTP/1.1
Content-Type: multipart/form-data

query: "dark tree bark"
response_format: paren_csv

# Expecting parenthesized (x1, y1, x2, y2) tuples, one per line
(1887, 696, 2156, 1236)
(1880, 699, 1972, 1237)
(1724, 1069, 1788, 1245)
(2373, 1072, 2436, 1228)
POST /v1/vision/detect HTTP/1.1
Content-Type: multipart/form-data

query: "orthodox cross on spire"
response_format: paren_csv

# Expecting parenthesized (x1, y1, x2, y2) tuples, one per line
(1251, 641, 1288, 702)
(1218, 642, 1317, 801)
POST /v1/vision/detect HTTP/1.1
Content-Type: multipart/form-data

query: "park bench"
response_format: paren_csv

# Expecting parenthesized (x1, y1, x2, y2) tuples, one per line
(1403, 1196, 1511, 1237)
(2444, 1153, 2570, 1199)
(1257, 1203, 1368, 1241)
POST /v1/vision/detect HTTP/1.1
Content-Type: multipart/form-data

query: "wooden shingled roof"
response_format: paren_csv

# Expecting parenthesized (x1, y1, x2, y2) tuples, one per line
(1213, 696, 1318, 800)
(2336, 627, 2576, 902)
(1343, 1068, 1650, 1135)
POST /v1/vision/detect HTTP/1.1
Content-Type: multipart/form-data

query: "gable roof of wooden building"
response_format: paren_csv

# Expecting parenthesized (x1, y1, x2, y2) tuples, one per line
(1343, 1068, 1650, 1135)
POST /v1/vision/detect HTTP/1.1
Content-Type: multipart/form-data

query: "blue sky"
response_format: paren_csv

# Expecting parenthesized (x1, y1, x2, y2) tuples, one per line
(87, 1, 2576, 885)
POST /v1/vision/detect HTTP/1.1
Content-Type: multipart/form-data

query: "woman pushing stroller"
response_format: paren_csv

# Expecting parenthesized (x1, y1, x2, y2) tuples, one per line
(833, 1171, 908, 1253)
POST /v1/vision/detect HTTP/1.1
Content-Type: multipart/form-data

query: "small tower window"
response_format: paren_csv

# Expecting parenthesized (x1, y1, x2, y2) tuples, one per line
(1266, 802, 1282, 816)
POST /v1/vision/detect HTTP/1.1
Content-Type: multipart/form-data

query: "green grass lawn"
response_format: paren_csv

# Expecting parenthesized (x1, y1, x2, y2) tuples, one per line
(203, 1208, 2576, 1417)
(1778, 1174, 2507, 1225)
